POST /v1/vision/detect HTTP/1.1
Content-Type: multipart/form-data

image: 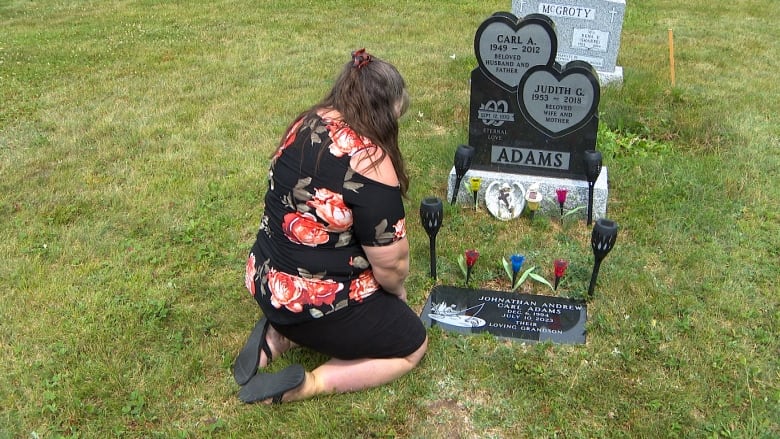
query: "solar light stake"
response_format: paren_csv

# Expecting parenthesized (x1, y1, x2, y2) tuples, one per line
(419, 197, 444, 279)
(588, 218, 618, 300)
(451, 144, 475, 204)
(583, 150, 603, 226)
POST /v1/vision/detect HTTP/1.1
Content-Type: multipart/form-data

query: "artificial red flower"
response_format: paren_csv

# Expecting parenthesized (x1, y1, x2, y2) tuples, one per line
(554, 259, 569, 277)
(465, 249, 480, 268)
(553, 258, 569, 291)
(463, 249, 480, 286)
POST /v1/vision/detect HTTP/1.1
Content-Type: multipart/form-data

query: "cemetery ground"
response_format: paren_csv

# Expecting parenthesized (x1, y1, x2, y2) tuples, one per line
(1, 0, 777, 437)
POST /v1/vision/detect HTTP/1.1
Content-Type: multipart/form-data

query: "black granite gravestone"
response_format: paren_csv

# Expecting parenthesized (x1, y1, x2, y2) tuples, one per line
(469, 12, 600, 180)
(420, 286, 587, 344)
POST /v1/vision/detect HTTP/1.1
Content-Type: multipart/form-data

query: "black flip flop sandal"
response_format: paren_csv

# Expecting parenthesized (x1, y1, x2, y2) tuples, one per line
(233, 316, 273, 385)
(238, 363, 306, 404)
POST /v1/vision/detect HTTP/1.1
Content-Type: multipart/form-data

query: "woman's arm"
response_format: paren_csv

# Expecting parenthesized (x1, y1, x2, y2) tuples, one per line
(363, 238, 409, 301)
(351, 147, 408, 300)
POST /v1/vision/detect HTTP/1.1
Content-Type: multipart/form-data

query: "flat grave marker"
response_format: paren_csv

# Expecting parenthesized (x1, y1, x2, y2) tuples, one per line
(420, 285, 587, 344)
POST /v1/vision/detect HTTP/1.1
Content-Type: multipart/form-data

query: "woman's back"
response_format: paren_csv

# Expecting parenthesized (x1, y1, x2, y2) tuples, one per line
(248, 113, 406, 324)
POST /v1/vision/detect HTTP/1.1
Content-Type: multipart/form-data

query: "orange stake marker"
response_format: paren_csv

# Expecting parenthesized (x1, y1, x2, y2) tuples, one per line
(668, 28, 676, 87)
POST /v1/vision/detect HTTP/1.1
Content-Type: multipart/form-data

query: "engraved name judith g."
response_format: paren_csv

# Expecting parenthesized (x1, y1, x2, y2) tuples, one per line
(530, 84, 587, 125)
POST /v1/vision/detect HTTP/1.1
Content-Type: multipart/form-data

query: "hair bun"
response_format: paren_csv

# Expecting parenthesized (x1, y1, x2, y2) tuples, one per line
(351, 48, 372, 69)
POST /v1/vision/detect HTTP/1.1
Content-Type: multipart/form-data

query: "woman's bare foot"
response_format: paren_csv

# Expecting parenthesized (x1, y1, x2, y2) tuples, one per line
(261, 371, 319, 404)
(259, 324, 296, 368)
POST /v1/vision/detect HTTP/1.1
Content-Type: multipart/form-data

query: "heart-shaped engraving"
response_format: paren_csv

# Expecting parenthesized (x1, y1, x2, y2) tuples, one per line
(518, 62, 600, 138)
(475, 12, 557, 91)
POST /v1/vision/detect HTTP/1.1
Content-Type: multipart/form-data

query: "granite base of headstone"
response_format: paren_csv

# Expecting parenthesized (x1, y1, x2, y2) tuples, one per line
(447, 166, 608, 221)
(420, 285, 587, 344)
(593, 66, 623, 86)
(512, 0, 626, 86)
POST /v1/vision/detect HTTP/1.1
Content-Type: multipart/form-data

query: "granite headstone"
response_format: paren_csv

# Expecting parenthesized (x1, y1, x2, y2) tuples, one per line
(450, 11, 608, 221)
(468, 12, 600, 180)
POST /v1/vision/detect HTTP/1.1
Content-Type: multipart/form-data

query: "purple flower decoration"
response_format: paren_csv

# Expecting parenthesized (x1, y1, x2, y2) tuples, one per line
(556, 188, 568, 216)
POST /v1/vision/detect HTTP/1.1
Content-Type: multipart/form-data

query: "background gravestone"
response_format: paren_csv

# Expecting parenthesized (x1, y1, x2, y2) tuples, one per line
(512, 0, 626, 85)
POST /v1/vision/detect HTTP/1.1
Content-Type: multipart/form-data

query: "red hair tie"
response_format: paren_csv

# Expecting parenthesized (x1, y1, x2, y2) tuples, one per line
(351, 48, 372, 69)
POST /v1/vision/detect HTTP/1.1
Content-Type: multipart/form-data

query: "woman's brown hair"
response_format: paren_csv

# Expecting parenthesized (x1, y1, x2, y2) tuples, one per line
(274, 51, 410, 195)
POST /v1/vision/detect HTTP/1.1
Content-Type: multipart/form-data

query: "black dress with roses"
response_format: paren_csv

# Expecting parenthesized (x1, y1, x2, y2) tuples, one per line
(245, 114, 409, 327)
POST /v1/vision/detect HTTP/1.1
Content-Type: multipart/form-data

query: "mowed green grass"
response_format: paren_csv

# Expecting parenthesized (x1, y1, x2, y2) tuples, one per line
(1, 0, 778, 437)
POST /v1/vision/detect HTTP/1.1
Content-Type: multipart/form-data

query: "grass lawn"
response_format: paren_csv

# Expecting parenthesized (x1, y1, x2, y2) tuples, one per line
(1, 0, 778, 437)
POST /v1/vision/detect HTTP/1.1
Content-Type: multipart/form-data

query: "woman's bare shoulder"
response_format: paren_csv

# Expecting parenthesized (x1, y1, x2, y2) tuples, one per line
(350, 147, 399, 187)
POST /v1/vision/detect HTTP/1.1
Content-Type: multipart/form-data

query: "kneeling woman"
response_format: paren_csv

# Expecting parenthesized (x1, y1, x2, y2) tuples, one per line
(234, 49, 427, 404)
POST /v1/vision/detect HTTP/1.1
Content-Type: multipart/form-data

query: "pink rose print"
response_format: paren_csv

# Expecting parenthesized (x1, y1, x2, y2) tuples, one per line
(282, 212, 330, 247)
(328, 126, 361, 157)
(307, 188, 353, 232)
(326, 121, 375, 157)
(303, 278, 344, 307)
(267, 268, 306, 313)
(267, 268, 345, 313)
(392, 218, 407, 240)
(349, 270, 380, 302)
(245, 253, 257, 296)
(272, 118, 304, 161)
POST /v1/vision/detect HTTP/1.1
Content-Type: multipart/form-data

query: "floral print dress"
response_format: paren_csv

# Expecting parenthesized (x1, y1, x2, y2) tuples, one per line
(245, 114, 407, 325)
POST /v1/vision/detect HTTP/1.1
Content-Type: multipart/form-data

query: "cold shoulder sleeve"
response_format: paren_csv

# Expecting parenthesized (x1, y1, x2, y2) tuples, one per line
(342, 168, 406, 247)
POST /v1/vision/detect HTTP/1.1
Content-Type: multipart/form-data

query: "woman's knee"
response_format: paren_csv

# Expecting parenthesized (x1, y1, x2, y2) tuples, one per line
(407, 335, 428, 365)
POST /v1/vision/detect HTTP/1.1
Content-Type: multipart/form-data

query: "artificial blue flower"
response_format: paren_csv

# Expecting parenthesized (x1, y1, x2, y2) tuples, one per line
(510, 254, 525, 274)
